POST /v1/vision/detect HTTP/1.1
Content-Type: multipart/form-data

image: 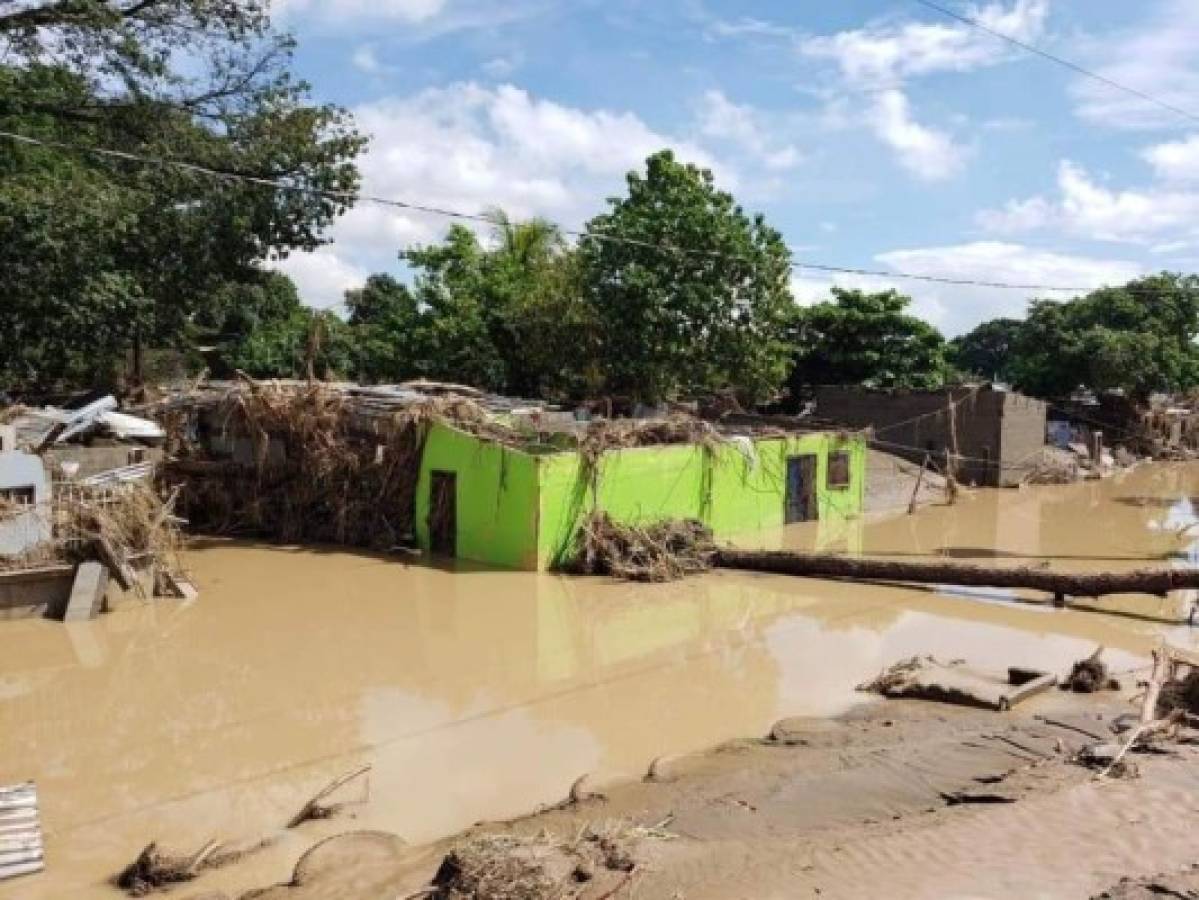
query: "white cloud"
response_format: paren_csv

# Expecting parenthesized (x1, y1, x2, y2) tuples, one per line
(270, 248, 369, 310)
(979, 159, 1199, 245)
(867, 89, 966, 181)
(481, 53, 523, 78)
(697, 90, 802, 171)
(272, 0, 548, 38)
(704, 17, 797, 42)
(800, 0, 1047, 87)
(275, 0, 447, 24)
(1070, 0, 1199, 130)
(351, 45, 393, 75)
(1143, 134, 1199, 181)
(795, 1, 1045, 180)
(283, 83, 733, 305)
(792, 241, 1141, 337)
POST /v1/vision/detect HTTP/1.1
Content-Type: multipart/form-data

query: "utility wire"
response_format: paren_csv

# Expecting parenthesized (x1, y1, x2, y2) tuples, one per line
(911, 0, 1199, 127)
(0, 126, 1159, 295)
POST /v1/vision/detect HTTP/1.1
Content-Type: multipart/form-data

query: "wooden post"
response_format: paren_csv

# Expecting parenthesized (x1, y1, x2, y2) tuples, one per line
(908, 453, 930, 515)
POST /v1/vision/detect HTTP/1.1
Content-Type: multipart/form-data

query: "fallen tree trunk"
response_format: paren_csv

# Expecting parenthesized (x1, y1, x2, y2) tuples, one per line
(713, 549, 1199, 600)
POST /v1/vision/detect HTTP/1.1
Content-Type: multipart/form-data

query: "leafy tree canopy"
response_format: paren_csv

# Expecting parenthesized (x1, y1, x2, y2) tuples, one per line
(949, 317, 1023, 382)
(1008, 273, 1199, 399)
(788, 287, 949, 393)
(0, 1, 364, 392)
(578, 150, 795, 404)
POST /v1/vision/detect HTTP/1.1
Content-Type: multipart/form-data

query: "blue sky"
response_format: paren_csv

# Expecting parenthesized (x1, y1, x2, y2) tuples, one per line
(269, 0, 1199, 336)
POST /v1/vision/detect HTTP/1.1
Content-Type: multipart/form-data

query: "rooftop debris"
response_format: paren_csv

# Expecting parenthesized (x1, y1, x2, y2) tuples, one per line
(569, 512, 715, 582)
(7, 395, 164, 452)
(152, 380, 531, 549)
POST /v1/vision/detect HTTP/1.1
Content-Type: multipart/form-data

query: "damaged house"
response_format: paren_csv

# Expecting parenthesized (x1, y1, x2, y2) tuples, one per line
(158, 381, 867, 571)
(815, 385, 1047, 488)
(0, 396, 185, 621)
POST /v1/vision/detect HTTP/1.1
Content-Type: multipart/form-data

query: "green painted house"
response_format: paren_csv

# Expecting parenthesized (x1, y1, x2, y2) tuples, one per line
(414, 423, 866, 570)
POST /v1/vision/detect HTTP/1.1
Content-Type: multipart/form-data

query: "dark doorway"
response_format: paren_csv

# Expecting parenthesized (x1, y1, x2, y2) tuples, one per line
(785, 454, 819, 524)
(428, 471, 457, 557)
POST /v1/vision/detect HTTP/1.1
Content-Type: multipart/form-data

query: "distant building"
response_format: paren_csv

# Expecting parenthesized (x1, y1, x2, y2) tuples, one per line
(814, 385, 1046, 488)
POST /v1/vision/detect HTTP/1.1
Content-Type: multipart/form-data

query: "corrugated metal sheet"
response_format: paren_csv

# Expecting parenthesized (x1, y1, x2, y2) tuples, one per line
(0, 782, 43, 882)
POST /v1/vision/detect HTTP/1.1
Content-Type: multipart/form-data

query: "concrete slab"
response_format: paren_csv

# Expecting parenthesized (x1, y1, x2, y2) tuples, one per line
(63, 562, 107, 622)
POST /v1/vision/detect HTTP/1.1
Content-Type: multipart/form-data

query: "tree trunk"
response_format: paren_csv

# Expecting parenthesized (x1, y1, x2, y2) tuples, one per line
(713, 549, 1199, 600)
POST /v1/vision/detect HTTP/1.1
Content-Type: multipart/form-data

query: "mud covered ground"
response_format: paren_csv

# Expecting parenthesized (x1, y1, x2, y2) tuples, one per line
(181, 687, 1199, 900)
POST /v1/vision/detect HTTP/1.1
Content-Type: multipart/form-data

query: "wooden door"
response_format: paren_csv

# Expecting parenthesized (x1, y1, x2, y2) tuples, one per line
(428, 471, 457, 557)
(785, 454, 819, 524)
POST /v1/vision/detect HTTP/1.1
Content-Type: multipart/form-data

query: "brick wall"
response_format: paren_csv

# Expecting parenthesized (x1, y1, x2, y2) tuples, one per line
(814, 386, 1045, 488)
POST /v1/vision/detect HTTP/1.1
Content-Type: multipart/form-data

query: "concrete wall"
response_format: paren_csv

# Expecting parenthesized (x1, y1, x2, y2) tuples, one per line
(536, 433, 866, 570)
(412, 425, 866, 572)
(998, 392, 1049, 487)
(415, 422, 542, 569)
(814, 387, 1046, 488)
(0, 451, 51, 556)
(0, 567, 74, 620)
(42, 445, 163, 481)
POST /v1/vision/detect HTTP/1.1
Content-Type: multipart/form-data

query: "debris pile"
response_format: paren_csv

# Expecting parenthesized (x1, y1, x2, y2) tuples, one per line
(429, 822, 652, 900)
(1022, 446, 1083, 485)
(858, 656, 1057, 711)
(1062, 646, 1121, 693)
(155, 380, 532, 549)
(570, 512, 715, 582)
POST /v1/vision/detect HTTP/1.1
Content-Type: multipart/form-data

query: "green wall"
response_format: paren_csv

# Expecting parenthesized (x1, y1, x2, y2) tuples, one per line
(536, 433, 866, 570)
(416, 423, 865, 571)
(415, 422, 542, 569)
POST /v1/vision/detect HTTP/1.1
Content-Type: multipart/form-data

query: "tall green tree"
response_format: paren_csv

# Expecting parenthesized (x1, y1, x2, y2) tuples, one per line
(578, 150, 794, 404)
(788, 288, 949, 393)
(949, 317, 1023, 382)
(361, 213, 592, 396)
(0, 2, 364, 391)
(1009, 274, 1199, 399)
(344, 274, 429, 384)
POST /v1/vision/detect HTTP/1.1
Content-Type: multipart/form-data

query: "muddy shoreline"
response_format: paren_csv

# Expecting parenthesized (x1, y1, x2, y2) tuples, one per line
(180, 686, 1199, 899)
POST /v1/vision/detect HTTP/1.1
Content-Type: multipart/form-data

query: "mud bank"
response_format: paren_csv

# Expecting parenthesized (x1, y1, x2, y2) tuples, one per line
(206, 691, 1199, 899)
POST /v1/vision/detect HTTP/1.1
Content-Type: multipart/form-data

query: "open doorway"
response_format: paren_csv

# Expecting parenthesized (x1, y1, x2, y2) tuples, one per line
(428, 471, 457, 557)
(785, 454, 819, 524)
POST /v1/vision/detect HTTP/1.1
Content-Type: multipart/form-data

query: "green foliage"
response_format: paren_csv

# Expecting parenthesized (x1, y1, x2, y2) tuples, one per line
(949, 317, 1023, 382)
(578, 150, 795, 404)
(788, 288, 950, 393)
(1008, 274, 1199, 399)
(225, 307, 354, 380)
(0, 3, 363, 392)
(354, 214, 594, 397)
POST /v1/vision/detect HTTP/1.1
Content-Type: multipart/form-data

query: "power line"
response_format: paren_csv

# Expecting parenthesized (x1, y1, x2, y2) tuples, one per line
(911, 0, 1199, 128)
(0, 126, 1153, 295)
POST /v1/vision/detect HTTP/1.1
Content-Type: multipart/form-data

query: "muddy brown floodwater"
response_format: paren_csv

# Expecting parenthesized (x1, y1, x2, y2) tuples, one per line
(3, 464, 1199, 898)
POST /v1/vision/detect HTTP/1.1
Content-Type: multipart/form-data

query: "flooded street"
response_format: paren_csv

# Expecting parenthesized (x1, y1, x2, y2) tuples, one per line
(4, 464, 1199, 898)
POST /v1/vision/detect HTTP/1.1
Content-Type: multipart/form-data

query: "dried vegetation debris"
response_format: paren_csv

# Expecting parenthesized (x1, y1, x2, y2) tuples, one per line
(0, 480, 183, 586)
(569, 512, 715, 582)
(159, 381, 520, 549)
(429, 822, 656, 900)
